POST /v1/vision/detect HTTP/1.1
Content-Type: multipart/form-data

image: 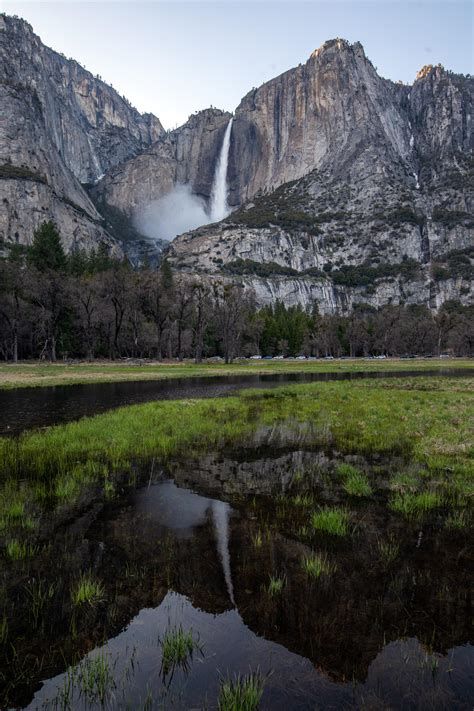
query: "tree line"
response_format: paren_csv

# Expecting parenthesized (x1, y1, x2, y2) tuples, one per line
(0, 222, 472, 362)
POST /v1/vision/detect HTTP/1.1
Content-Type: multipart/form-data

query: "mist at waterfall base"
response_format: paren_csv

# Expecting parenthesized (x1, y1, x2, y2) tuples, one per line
(133, 117, 234, 243)
(133, 185, 213, 243)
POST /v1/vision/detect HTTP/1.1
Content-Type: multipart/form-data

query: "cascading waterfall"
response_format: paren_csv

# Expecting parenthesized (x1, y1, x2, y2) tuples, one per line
(211, 499, 235, 606)
(209, 117, 233, 222)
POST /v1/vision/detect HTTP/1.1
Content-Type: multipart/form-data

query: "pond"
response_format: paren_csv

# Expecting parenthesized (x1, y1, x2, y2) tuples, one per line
(1, 422, 472, 710)
(1, 368, 471, 435)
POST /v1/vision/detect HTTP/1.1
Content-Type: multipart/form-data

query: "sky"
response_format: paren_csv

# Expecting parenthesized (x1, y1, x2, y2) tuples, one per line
(3, 0, 473, 129)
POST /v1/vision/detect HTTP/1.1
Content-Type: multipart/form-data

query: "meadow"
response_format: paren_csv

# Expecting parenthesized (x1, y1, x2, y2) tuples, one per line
(0, 357, 472, 389)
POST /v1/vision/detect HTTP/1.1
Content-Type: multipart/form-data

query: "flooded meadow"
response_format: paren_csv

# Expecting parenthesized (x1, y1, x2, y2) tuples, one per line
(0, 375, 472, 709)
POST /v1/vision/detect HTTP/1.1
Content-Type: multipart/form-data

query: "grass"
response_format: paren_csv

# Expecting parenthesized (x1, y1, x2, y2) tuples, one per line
(377, 538, 400, 565)
(160, 625, 199, 675)
(218, 670, 266, 711)
(0, 376, 472, 533)
(342, 469, 373, 497)
(77, 653, 116, 706)
(1, 358, 471, 390)
(267, 574, 285, 597)
(389, 471, 421, 493)
(5, 539, 38, 560)
(71, 571, 105, 606)
(24, 578, 57, 628)
(445, 510, 472, 530)
(301, 552, 337, 578)
(311, 507, 351, 536)
(389, 491, 442, 520)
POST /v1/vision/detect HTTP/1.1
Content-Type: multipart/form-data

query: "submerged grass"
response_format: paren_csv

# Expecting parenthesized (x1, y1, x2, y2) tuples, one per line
(267, 575, 285, 597)
(218, 670, 266, 711)
(377, 537, 400, 565)
(71, 571, 105, 607)
(5, 539, 38, 560)
(160, 625, 199, 675)
(301, 552, 337, 578)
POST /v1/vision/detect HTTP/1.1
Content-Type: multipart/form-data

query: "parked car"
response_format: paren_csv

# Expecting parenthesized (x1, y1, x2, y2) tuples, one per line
(250, 355, 262, 360)
(296, 355, 307, 360)
(262, 355, 273, 360)
(273, 355, 285, 360)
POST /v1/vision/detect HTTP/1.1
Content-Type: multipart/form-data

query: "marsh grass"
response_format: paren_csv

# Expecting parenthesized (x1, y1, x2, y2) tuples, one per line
(343, 470, 372, 497)
(218, 670, 266, 711)
(301, 552, 337, 579)
(445, 510, 472, 530)
(376, 537, 400, 565)
(71, 571, 105, 607)
(6, 539, 38, 560)
(389, 471, 421, 494)
(311, 507, 350, 536)
(77, 653, 116, 706)
(0, 614, 7, 645)
(336, 463, 360, 478)
(0, 376, 471, 530)
(251, 531, 263, 548)
(390, 491, 442, 519)
(24, 578, 57, 628)
(292, 493, 314, 507)
(160, 625, 199, 676)
(267, 574, 285, 597)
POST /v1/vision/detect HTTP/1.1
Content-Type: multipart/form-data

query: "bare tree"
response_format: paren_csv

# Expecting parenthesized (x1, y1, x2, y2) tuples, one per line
(214, 283, 254, 363)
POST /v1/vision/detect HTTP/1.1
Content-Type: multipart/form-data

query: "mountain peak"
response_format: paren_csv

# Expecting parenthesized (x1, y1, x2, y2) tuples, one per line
(310, 38, 366, 61)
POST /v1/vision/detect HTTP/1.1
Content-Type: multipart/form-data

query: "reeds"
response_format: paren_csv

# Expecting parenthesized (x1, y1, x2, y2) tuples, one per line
(160, 625, 199, 676)
(218, 670, 266, 711)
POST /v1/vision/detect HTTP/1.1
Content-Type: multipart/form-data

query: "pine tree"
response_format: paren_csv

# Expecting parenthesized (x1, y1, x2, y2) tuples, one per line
(28, 221, 67, 272)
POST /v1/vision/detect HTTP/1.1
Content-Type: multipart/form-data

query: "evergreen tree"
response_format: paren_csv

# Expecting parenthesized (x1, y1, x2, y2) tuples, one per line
(160, 259, 174, 290)
(28, 221, 67, 272)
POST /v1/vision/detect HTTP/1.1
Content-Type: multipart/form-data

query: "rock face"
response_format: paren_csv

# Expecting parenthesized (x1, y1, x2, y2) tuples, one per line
(0, 14, 163, 251)
(1, 16, 472, 310)
(167, 43, 473, 311)
(94, 109, 232, 217)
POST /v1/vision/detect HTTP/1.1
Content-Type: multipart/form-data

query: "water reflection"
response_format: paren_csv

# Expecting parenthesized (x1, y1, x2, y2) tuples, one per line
(2, 450, 472, 709)
(2, 368, 471, 435)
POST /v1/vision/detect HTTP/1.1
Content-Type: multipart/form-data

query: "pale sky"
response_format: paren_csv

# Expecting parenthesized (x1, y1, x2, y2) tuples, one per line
(3, 0, 473, 129)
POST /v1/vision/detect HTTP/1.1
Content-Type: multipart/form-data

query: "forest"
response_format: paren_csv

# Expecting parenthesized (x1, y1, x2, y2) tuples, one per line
(0, 222, 472, 362)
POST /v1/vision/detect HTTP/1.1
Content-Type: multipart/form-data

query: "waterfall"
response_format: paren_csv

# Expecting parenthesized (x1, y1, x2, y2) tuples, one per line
(209, 117, 233, 222)
(211, 499, 235, 606)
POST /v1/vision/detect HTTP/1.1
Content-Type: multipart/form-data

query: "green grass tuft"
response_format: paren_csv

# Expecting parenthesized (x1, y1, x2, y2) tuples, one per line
(71, 571, 105, 606)
(267, 574, 285, 597)
(218, 670, 265, 711)
(6, 539, 38, 560)
(311, 506, 350, 536)
(301, 552, 337, 578)
(160, 625, 199, 675)
(389, 491, 441, 519)
(343, 470, 372, 497)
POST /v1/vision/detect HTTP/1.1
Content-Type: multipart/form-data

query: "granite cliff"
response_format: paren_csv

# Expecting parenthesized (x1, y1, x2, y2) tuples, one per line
(2, 18, 472, 310)
(0, 15, 163, 252)
(166, 41, 472, 311)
